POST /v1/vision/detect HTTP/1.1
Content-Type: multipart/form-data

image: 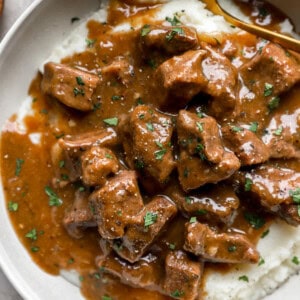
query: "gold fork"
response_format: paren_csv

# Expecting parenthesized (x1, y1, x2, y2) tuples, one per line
(202, 0, 300, 52)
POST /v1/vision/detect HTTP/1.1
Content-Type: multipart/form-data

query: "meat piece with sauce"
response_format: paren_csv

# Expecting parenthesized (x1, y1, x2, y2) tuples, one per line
(81, 146, 119, 186)
(41, 62, 101, 111)
(177, 110, 224, 164)
(239, 43, 300, 103)
(234, 166, 300, 225)
(89, 170, 144, 239)
(115, 196, 177, 263)
(140, 25, 199, 55)
(122, 105, 176, 183)
(184, 222, 259, 264)
(222, 125, 270, 166)
(170, 183, 239, 224)
(63, 190, 96, 239)
(163, 251, 202, 300)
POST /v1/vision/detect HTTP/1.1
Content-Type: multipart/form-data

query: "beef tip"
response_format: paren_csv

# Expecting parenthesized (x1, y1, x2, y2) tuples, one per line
(59, 128, 118, 156)
(178, 150, 240, 192)
(222, 125, 270, 166)
(101, 57, 134, 86)
(202, 45, 237, 115)
(140, 25, 199, 55)
(89, 171, 144, 239)
(122, 105, 175, 183)
(81, 146, 120, 186)
(184, 222, 259, 264)
(235, 166, 300, 209)
(239, 43, 300, 102)
(262, 114, 300, 160)
(162, 251, 202, 300)
(155, 50, 208, 109)
(41, 62, 100, 111)
(63, 190, 96, 239)
(170, 183, 239, 224)
(98, 253, 162, 290)
(115, 196, 177, 263)
(177, 110, 224, 164)
(234, 166, 300, 225)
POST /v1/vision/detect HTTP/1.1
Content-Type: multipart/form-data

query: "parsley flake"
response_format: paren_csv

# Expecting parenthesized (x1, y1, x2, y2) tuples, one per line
(228, 245, 237, 252)
(8, 201, 18, 212)
(290, 188, 300, 203)
(73, 87, 85, 97)
(190, 217, 197, 223)
(111, 95, 121, 101)
(292, 256, 300, 265)
(166, 27, 184, 41)
(76, 76, 85, 86)
(141, 24, 151, 37)
(196, 122, 204, 132)
(166, 16, 181, 26)
(86, 38, 96, 48)
(249, 122, 258, 133)
(238, 275, 249, 282)
(15, 158, 24, 176)
(154, 149, 167, 160)
(25, 228, 37, 241)
(45, 186, 63, 207)
(261, 229, 270, 238)
(146, 122, 154, 132)
(258, 257, 265, 266)
(144, 211, 158, 227)
(264, 83, 273, 97)
(102, 296, 112, 300)
(268, 96, 280, 111)
(244, 178, 253, 192)
(244, 212, 265, 229)
(170, 290, 184, 298)
(103, 117, 118, 126)
(273, 126, 283, 136)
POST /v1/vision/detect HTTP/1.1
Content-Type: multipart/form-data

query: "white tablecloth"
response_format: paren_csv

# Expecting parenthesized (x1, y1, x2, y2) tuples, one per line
(0, 2, 34, 298)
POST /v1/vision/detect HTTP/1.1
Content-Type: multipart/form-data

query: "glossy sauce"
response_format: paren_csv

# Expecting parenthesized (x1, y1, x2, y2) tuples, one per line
(0, 1, 299, 300)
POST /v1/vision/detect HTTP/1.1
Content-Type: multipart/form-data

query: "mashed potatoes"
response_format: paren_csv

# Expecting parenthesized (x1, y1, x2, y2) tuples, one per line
(38, 0, 300, 299)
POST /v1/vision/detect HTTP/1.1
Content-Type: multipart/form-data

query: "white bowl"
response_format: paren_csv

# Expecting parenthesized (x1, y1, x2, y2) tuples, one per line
(0, 0, 299, 299)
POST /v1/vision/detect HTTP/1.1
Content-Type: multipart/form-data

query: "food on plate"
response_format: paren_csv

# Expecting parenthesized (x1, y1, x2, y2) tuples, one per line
(1, 0, 300, 299)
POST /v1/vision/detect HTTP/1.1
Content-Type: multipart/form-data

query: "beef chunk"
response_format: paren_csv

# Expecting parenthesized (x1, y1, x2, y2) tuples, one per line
(140, 25, 199, 55)
(63, 190, 96, 239)
(184, 222, 259, 264)
(177, 110, 224, 164)
(81, 146, 119, 186)
(235, 166, 300, 209)
(89, 171, 144, 239)
(98, 253, 162, 289)
(41, 62, 100, 111)
(222, 125, 270, 166)
(178, 150, 240, 191)
(115, 196, 177, 263)
(162, 251, 202, 300)
(101, 57, 134, 86)
(239, 43, 300, 101)
(235, 166, 300, 225)
(59, 128, 118, 155)
(155, 50, 208, 108)
(170, 183, 239, 224)
(122, 105, 175, 183)
(262, 114, 300, 160)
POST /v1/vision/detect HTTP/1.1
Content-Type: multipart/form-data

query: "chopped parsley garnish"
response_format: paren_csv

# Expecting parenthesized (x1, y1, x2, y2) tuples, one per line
(238, 275, 249, 282)
(249, 122, 258, 133)
(141, 24, 151, 37)
(111, 95, 121, 101)
(189, 217, 197, 223)
(166, 27, 184, 41)
(102, 296, 112, 300)
(86, 38, 96, 48)
(170, 290, 184, 298)
(103, 117, 118, 126)
(146, 122, 154, 132)
(134, 159, 145, 170)
(244, 178, 253, 192)
(268, 96, 280, 111)
(244, 212, 265, 229)
(8, 201, 18, 212)
(185, 196, 192, 204)
(144, 211, 158, 227)
(197, 209, 207, 215)
(289, 188, 300, 203)
(154, 149, 167, 160)
(231, 126, 243, 133)
(25, 228, 37, 241)
(59, 160, 65, 168)
(258, 257, 265, 266)
(68, 258, 75, 264)
(73, 87, 85, 97)
(292, 256, 300, 265)
(105, 153, 113, 159)
(273, 126, 283, 136)
(261, 229, 270, 238)
(76, 76, 85, 86)
(166, 15, 181, 26)
(45, 186, 63, 207)
(15, 158, 24, 176)
(169, 243, 176, 250)
(228, 245, 237, 252)
(264, 83, 273, 97)
(196, 122, 204, 132)
(195, 143, 206, 161)
(31, 246, 40, 253)
(79, 275, 84, 282)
